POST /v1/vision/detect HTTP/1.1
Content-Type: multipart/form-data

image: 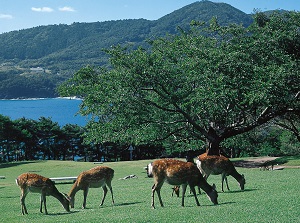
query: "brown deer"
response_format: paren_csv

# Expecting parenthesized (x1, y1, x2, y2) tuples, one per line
(68, 166, 114, 209)
(147, 162, 180, 197)
(151, 159, 218, 209)
(15, 173, 70, 215)
(197, 153, 245, 192)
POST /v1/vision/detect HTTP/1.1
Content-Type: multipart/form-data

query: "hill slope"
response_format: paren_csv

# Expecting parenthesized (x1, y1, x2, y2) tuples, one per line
(0, 1, 253, 99)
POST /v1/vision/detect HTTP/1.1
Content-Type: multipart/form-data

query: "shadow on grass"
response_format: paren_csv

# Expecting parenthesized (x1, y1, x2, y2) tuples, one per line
(1, 195, 19, 199)
(72, 202, 144, 210)
(115, 201, 144, 206)
(47, 211, 74, 216)
(182, 202, 230, 207)
(182, 188, 257, 199)
(0, 161, 46, 169)
(217, 201, 236, 206)
(223, 188, 257, 194)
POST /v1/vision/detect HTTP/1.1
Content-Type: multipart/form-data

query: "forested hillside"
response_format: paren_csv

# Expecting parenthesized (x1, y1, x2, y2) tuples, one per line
(0, 1, 253, 99)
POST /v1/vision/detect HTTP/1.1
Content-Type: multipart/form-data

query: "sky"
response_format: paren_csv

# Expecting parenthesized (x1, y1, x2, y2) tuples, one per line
(1, 0, 300, 34)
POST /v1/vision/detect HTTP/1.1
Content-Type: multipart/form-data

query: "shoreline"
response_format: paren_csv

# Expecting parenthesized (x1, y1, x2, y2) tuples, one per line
(0, 96, 82, 101)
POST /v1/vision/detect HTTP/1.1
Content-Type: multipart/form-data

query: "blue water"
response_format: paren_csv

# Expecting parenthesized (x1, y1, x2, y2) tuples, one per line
(0, 98, 88, 126)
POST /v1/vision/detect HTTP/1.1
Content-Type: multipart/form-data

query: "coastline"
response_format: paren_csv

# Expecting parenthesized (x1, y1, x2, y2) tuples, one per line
(0, 96, 82, 101)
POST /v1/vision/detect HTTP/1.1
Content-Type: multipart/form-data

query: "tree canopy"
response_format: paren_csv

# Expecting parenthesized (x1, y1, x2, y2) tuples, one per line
(59, 12, 300, 155)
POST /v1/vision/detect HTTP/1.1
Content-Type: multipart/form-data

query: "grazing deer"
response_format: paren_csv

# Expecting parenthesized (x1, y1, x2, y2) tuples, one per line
(15, 173, 70, 215)
(197, 153, 245, 192)
(151, 159, 218, 209)
(147, 162, 181, 197)
(68, 166, 114, 209)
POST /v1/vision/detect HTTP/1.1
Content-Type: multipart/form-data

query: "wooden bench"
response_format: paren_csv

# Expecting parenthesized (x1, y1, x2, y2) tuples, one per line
(50, 176, 77, 184)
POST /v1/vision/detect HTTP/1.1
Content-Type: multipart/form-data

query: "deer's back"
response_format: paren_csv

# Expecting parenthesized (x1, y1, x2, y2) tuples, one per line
(75, 166, 114, 188)
(198, 153, 235, 175)
(152, 159, 201, 185)
(16, 173, 55, 194)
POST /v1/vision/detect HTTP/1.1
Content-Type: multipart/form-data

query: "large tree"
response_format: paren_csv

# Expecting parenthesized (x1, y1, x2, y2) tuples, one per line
(59, 12, 300, 155)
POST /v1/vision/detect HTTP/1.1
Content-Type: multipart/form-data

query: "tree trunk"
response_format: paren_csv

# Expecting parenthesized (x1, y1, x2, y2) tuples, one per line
(206, 140, 221, 155)
(206, 127, 221, 156)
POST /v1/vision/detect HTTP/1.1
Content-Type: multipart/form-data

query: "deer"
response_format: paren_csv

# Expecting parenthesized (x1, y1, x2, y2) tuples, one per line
(170, 156, 201, 197)
(151, 159, 218, 209)
(147, 162, 180, 197)
(196, 153, 245, 192)
(15, 173, 70, 215)
(68, 166, 114, 209)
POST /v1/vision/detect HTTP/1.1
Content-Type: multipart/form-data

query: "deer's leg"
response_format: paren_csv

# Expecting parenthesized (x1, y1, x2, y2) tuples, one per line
(82, 187, 89, 209)
(221, 175, 225, 192)
(181, 184, 187, 207)
(100, 185, 108, 206)
(197, 186, 202, 195)
(40, 194, 43, 213)
(106, 181, 115, 205)
(190, 185, 200, 206)
(224, 176, 230, 191)
(20, 189, 29, 215)
(151, 184, 156, 209)
(172, 186, 180, 197)
(151, 182, 164, 208)
(156, 188, 163, 207)
(40, 188, 48, 214)
(40, 192, 48, 215)
(221, 173, 228, 192)
(44, 196, 48, 215)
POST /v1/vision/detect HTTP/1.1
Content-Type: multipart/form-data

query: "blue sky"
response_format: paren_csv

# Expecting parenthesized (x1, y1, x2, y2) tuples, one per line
(1, 0, 300, 34)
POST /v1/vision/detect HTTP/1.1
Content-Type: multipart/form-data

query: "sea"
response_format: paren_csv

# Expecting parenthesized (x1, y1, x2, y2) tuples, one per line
(0, 98, 88, 126)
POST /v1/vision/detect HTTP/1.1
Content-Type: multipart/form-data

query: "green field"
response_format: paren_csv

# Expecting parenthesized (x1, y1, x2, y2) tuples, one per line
(0, 159, 299, 223)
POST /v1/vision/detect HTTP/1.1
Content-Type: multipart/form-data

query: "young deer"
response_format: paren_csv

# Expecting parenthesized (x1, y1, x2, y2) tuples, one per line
(15, 173, 70, 215)
(151, 159, 218, 209)
(147, 162, 180, 197)
(197, 153, 245, 192)
(68, 166, 114, 209)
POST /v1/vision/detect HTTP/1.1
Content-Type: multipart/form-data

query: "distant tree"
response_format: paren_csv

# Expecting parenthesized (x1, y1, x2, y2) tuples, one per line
(0, 115, 20, 161)
(13, 117, 39, 160)
(60, 12, 300, 155)
(61, 124, 85, 160)
(275, 113, 300, 155)
(35, 117, 61, 159)
(275, 113, 300, 142)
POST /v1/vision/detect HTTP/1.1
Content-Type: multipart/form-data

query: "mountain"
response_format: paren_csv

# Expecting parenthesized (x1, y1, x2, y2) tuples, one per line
(0, 1, 253, 99)
(151, 1, 253, 34)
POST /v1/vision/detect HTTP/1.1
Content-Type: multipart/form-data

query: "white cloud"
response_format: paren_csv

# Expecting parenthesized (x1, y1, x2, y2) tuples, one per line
(31, 7, 54, 12)
(59, 6, 76, 12)
(0, 14, 13, 19)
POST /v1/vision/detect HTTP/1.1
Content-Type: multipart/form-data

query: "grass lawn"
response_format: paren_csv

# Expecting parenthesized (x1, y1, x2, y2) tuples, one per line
(0, 158, 299, 223)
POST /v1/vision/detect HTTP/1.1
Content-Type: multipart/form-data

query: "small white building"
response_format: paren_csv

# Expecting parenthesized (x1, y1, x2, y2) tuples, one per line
(30, 67, 44, 73)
